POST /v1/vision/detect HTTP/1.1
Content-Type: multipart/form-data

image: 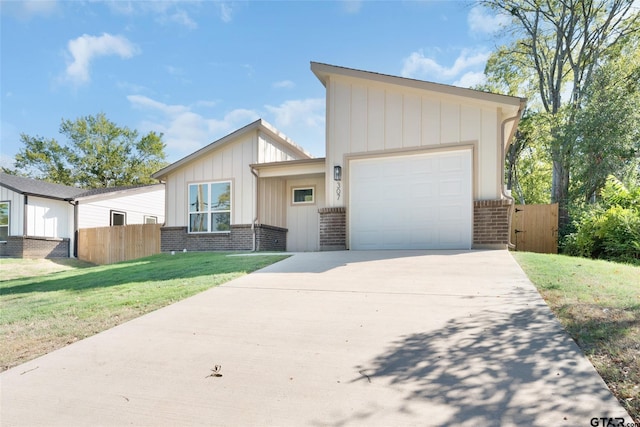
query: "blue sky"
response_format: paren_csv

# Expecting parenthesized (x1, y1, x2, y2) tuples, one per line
(1, 0, 510, 167)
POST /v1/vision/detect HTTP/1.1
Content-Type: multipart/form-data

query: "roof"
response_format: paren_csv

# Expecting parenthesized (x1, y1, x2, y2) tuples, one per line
(0, 172, 84, 200)
(310, 62, 527, 109)
(0, 172, 164, 201)
(152, 118, 311, 180)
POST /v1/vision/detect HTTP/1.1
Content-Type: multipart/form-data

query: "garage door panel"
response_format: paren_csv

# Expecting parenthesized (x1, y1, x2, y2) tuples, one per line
(350, 150, 472, 250)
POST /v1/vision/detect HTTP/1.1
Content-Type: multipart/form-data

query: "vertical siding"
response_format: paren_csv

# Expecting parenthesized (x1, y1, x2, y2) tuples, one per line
(77, 188, 165, 229)
(286, 177, 326, 251)
(26, 196, 72, 238)
(165, 133, 258, 227)
(257, 132, 306, 163)
(326, 76, 503, 204)
(259, 177, 286, 228)
(0, 186, 24, 236)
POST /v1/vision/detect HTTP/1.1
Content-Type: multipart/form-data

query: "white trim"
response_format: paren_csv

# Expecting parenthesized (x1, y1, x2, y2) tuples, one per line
(291, 186, 315, 205)
(188, 180, 232, 234)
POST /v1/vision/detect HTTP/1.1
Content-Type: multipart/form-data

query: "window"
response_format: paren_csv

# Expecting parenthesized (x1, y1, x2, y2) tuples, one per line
(144, 216, 157, 224)
(189, 181, 231, 233)
(292, 187, 314, 205)
(111, 211, 126, 226)
(0, 201, 9, 241)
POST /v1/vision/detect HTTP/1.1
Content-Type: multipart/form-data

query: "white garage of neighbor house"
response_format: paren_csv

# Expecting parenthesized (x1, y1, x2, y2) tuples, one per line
(153, 62, 526, 252)
(0, 172, 164, 258)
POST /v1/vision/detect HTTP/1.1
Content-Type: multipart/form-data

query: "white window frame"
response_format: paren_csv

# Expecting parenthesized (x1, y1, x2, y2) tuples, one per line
(0, 201, 9, 242)
(110, 210, 126, 226)
(144, 215, 158, 224)
(292, 187, 315, 205)
(188, 181, 232, 233)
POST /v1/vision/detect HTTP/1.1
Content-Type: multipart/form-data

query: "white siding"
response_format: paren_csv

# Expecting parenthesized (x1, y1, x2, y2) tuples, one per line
(26, 196, 73, 238)
(257, 132, 302, 163)
(0, 186, 24, 236)
(259, 178, 286, 228)
(165, 133, 257, 227)
(77, 187, 165, 229)
(326, 76, 502, 206)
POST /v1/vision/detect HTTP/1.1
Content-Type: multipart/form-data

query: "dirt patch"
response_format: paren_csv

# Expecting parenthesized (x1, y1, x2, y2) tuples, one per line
(0, 258, 93, 281)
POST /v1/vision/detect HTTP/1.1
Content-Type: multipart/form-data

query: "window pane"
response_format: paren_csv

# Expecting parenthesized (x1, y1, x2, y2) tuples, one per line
(144, 216, 157, 224)
(211, 182, 231, 210)
(190, 213, 208, 232)
(189, 184, 209, 212)
(293, 188, 314, 203)
(211, 212, 230, 231)
(0, 226, 7, 240)
(0, 202, 8, 226)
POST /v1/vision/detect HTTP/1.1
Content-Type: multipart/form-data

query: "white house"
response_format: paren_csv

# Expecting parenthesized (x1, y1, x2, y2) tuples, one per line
(152, 62, 526, 252)
(0, 172, 165, 258)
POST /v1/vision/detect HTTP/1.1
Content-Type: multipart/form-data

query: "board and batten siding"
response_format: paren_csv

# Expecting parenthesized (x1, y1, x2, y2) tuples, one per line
(77, 188, 165, 229)
(258, 177, 286, 228)
(286, 177, 326, 251)
(25, 196, 73, 238)
(164, 129, 305, 228)
(326, 77, 502, 207)
(1, 186, 24, 237)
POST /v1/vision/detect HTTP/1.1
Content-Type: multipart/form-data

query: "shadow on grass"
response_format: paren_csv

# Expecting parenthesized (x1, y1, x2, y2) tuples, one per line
(317, 305, 629, 426)
(0, 252, 288, 295)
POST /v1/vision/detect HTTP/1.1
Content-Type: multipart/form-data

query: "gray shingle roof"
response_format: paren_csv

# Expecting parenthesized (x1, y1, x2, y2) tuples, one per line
(0, 172, 162, 201)
(0, 172, 85, 200)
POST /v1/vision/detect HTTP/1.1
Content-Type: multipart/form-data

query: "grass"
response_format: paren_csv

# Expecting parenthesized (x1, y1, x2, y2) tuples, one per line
(512, 252, 640, 423)
(0, 252, 288, 371)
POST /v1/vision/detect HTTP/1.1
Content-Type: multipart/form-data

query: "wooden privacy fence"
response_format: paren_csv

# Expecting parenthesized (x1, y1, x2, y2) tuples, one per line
(78, 224, 162, 265)
(511, 203, 559, 254)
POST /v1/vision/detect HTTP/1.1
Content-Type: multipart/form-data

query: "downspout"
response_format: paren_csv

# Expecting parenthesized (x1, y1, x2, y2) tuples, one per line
(500, 105, 525, 250)
(250, 167, 259, 252)
(23, 195, 28, 237)
(69, 200, 78, 258)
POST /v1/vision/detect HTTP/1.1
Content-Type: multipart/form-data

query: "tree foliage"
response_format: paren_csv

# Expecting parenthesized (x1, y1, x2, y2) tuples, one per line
(480, 0, 639, 227)
(12, 113, 167, 188)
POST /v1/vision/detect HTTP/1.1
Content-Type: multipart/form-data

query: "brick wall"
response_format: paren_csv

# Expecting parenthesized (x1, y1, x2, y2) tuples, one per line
(319, 207, 346, 251)
(161, 224, 287, 252)
(473, 199, 512, 248)
(0, 236, 70, 258)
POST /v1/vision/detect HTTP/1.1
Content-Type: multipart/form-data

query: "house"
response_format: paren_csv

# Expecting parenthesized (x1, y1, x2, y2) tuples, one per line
(152, 62, 526, 252)
(0, 172, 165, 258)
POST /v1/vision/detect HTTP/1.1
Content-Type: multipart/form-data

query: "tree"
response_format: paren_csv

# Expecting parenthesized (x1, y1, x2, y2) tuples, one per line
(480, 0, 639, 228)
(12, 113, 167, 188)
(569, 36, 640, 202)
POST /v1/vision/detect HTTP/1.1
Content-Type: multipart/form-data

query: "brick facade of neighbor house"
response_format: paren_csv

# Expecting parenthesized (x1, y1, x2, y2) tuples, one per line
(473, 199, 512, 247)
(319, 207, 346, 251)
(0, 236, 70, 258)
(160, 224, 287, 252)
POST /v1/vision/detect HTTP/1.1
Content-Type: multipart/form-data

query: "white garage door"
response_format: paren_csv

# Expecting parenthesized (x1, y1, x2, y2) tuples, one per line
(349, 150, 472, 250)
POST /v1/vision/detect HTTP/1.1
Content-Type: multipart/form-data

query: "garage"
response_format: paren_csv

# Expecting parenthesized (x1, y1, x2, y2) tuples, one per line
(349, 149, 473, 250)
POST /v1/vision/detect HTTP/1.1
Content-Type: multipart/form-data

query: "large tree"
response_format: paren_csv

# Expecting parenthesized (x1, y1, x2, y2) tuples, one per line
(480, 0, 639, 228)
(12, 113, 167, 188)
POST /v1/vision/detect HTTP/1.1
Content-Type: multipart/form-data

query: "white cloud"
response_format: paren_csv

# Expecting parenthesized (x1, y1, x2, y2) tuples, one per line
(65, 33, 139, 85)
(218, 3, 233, 22)
(2, 0, 58, 19)
(265, 98, 325, 129)
(401, 49, 490, 82)
(127, 95, 259, 155)
(105, 1, 200, 27)
(467, 6, 510, 34)
(453, 71, 487, 88)
(169, 9, 198, 29)
(342, 0, 363, 14)
(273, 80, 295, 89)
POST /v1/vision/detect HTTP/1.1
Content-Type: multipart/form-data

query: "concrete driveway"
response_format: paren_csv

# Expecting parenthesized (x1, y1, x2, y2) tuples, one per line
(1, 251, 629, 426)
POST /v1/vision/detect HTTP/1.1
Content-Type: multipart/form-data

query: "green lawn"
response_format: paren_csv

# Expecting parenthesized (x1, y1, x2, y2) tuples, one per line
(512, 252, 639, 423)
(0, 252, 288, 371)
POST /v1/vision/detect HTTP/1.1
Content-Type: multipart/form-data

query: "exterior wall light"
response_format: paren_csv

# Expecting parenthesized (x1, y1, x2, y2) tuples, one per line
(334, 165, 342, 181)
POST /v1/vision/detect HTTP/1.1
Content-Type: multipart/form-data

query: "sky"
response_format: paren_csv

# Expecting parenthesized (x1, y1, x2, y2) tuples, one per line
(1, 0, 511, 167)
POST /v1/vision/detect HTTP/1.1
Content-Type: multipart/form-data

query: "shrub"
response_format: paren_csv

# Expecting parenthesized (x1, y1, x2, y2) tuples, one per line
(563, 176, 640, 264)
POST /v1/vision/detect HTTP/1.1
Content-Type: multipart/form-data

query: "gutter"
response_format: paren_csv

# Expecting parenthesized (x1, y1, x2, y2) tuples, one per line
(500, 104, 525, 250)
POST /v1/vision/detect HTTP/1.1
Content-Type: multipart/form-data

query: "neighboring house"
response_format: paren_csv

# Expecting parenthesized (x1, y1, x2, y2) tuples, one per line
(153, 62, 526, 252)
(0, 172, 165, 258)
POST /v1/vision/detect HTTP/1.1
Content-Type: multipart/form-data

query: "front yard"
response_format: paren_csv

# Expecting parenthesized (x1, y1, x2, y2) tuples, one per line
(513, 252, 639, 423)
(0, 252, 288, 371)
